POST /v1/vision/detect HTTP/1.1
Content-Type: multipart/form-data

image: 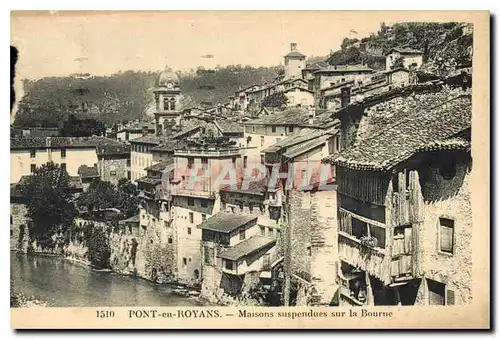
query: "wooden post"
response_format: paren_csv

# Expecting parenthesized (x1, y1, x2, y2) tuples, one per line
(365, 273, 374, 306)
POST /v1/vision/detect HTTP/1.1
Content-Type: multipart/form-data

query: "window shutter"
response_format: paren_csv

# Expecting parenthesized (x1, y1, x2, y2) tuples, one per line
(440, 224, 454, 253)
(447, 289, 455, 305)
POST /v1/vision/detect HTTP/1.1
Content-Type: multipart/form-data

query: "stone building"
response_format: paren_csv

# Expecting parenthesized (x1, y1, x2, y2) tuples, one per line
(10, 137, 99, 184)
(284, 43, 306, 79)
(324, 83, 472, 306)
(385, 47, 424, 71)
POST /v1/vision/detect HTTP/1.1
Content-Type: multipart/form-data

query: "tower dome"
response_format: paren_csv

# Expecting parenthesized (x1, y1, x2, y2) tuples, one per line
(156, 66, 180, 87)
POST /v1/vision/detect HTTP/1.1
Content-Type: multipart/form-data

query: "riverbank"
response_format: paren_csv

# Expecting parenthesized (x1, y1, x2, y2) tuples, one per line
(11, 253, 201, 307)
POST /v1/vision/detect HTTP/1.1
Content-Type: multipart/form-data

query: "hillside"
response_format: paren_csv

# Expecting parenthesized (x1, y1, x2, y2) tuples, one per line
(13, 66, 278, 128)
(326, 22, 473, 74)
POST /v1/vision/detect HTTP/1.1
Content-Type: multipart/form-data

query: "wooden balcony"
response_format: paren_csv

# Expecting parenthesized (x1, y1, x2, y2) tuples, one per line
(338, 231, 390, 284)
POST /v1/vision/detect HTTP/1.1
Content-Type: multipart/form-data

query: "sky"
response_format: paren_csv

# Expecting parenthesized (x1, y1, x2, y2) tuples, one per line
(11, 11, 390, 80)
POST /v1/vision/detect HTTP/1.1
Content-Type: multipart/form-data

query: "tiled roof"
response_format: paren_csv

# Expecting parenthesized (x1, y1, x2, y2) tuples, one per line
(387, 47, 423, 55)
(283, 86, 314, 94)
(136, 176, 162, 185)
(285, 51, 306, 58)
(304, 61, 329, 71)
(244, 107, 334, 127)
(117, 121, 155, 133)
(90, 136, 130, 156)
(325, 94, 471, 171)
(215, 120, 244, 134)
(217, 235, 276, 261)
(199, 212, 257, 233)
(144, 161, 170, 172)
(129, 135, 161, 145)
(220, 178, 268, 196)
(263, 126, 338, 155)
(11, 137, 98, 150)
(282, 134, 332, 159)
(314, 65, 374, 74)
(78, 165, 100, 179)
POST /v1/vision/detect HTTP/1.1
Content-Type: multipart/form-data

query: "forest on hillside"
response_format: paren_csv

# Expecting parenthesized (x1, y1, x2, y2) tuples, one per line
(13, 65, 279, 128)
(325, 22, 473, 73)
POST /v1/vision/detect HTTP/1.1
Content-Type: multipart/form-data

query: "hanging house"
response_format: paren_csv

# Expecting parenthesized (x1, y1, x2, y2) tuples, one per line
(324, 83, 472, 306)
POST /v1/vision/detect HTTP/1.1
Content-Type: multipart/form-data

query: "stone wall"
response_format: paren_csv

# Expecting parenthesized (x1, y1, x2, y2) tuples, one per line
(98, 157, 129, 186)
(418, 157, 473, 305)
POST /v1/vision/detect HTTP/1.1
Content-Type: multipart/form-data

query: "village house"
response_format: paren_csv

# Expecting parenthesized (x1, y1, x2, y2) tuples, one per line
(10, 137, 99, 184)
(91, 136, 131, 185)
(324, 82, 472, 306)
(262, 125, 341, 306)
(318, 68, 413, 110)
(200, 212, 278, 296)
(311, 64, 374, 92)
(116, 121, 155, 143)
(385, 47, 424, 71)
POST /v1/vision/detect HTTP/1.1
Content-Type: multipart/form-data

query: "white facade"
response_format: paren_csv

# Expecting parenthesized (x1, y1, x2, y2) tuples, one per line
(130, 143, 156, 182)
(386, 51, 423, 71)
(284, 88, 314, 106)
(11, 147, 98, 184)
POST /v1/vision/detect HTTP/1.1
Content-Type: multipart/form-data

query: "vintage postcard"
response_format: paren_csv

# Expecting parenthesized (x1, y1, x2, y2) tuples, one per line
(10, 10, 490, 329)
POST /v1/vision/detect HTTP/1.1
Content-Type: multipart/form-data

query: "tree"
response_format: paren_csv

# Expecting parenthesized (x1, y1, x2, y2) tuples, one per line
(86, 225, 111, 269)
(77, 179, 139, 219)
(19, 163, 76, 247)
(77, 179, 119, 215)
(261, 92, 288, 108)
(61, 114, 106, 137)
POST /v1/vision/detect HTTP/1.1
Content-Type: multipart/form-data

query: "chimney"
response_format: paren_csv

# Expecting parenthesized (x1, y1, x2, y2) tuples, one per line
(142, 126, 149, 136)
(341, 87, 351, 108)
(290, 43, 298, 52)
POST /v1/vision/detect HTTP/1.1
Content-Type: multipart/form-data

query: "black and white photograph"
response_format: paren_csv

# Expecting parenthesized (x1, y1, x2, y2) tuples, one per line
(9, 10, 489, 329)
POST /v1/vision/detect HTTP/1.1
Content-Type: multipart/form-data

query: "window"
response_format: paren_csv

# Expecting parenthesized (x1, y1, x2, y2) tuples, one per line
(252, 126, 256, 133)
(201, 157, 208, 170)
(189, 212, 194, 224)
(30, 149, 36, 158)
(61, 149, 66, 159)
(187, 157, 194, 168)
(168, 237, 173, 244)
(232, 157, 237, 167)
(182, 258, 187, 266)
(194, 269, 200, 279)
(239, 229, 246, 240)
(170, 98, 176, 110)
(202, 214, 207, 222)
(230, 206, 236, 214)
(243, 156, 248, 169)
(260, 226, 266, 236)
(335, 135, 340, 151)
(439, 218, 454, 254)
(142, 215, 145, 219)
(201, 200, 208, 208)
(187, 227, 192, 235)
(260, 136, 264, 147)
(164, 221, 169, 227)
(288, 126, 294, 133)
(30, 164, 36, 173)
(188, 198, 195, 206)
(225, 260, 234, 270)
(204, 246, 211, 264)
(427, 279, 446, 305)
(271, 126, 277, 133)
(260, 154, 265, 164)
(110, 171, 116, 176)
(163, 97, 170, 110)
(268, 228, 274, 236)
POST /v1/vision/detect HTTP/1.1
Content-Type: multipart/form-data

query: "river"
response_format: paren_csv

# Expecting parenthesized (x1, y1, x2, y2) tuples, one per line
(11, 253, 199, 307)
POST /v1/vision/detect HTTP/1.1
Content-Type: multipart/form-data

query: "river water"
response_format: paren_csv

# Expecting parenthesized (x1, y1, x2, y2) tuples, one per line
(11, 253, 199, 307)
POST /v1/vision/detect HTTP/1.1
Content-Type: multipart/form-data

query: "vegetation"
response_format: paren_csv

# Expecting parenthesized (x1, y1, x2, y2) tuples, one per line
(61, 114, 106, 137)
(14, 66, 278, 128)
(261, 92, 288, 108)
(326, 22, 473, 75)
(19, 163, 77, 249)
(85, 225, 111, 269)
(77, 179, 139, 219)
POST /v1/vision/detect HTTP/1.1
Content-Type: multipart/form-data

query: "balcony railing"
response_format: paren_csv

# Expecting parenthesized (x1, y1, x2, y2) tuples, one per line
(175, 148, 241, 157)
(338, 231, 390, 284)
